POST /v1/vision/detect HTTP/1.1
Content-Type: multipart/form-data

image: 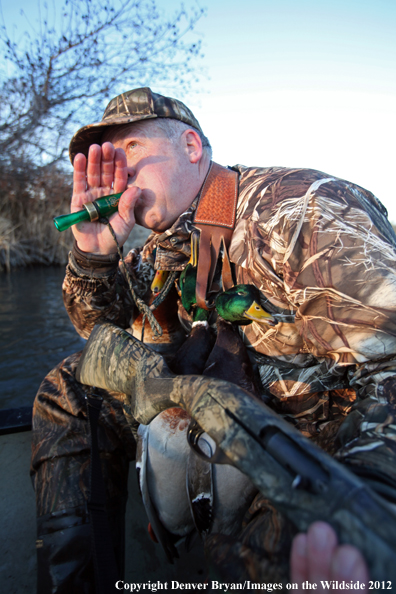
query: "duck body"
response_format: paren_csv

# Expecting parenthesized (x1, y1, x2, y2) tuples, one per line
(141, 408, 194, 537)
(170, 323, 215, 375)
(138, 407, 257, 540)
(170, 262, 215, 375)
(203, 318, 260, 398)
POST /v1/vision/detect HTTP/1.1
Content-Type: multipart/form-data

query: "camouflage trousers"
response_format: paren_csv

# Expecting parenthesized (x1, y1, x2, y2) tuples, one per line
(30, 352, 136, 593)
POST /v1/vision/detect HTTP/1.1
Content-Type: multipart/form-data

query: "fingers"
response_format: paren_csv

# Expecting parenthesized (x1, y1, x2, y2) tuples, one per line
(86, 144, 102, 189)
(73, 153, 87, 196)
(292, 523, 337, 591)
(332, 545, 369, 591)
(290, 522, 369, 593)
(118, 186, 141, 228)
(290, 533, 308, 588)
(100, 142, 116, 188)
(306, 522, 338, 586)
(113, 148, 128, 193)
(74, 143, 128, 195)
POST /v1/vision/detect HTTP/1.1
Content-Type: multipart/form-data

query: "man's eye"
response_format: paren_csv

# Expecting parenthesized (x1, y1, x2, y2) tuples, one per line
(127, 142, 137, 151)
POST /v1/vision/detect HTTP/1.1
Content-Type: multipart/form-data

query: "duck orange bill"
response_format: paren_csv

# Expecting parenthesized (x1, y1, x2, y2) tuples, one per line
(244, 301, 277, 325)
(151, 270, 169, 294)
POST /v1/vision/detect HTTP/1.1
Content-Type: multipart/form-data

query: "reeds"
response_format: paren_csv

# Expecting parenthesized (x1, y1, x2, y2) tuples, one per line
(0, 162, 74, 271)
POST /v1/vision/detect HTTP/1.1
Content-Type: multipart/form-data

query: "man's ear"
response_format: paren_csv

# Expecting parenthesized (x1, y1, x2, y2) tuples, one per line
(183, 129, 203, 164)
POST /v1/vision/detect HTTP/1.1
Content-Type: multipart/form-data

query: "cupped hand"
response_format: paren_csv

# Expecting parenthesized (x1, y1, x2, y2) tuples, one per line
(290, 522, 369, 593)
(71, 142, 140, 255)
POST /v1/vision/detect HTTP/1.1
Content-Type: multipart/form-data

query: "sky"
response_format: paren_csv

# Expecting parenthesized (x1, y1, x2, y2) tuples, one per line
(1, 0, 396, 220)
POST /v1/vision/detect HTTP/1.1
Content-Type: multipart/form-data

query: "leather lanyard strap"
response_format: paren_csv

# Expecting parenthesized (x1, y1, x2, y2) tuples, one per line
(193, 162, 238, 310)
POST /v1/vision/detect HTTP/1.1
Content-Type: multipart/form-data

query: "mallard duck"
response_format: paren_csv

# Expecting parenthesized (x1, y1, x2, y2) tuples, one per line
(215, 284, 277, 326)
(204, 284, 277, 397)
(179, 261, 276, 326)
(171, 263, 277, 376)
(178, 261, 210, 324)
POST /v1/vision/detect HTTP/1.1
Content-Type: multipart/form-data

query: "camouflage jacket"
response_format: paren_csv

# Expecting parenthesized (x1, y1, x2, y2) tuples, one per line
(63, 165, 396, 487)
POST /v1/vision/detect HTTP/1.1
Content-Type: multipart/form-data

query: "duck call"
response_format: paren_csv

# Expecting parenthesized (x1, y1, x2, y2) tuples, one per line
(53, 192, 122, 232)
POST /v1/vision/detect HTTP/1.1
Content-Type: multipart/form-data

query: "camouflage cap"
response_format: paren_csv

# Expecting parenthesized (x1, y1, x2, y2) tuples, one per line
(69, 87, 203, 163)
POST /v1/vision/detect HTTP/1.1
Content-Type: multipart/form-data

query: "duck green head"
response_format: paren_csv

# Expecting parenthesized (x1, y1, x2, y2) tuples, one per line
(215, 284, 277, 325)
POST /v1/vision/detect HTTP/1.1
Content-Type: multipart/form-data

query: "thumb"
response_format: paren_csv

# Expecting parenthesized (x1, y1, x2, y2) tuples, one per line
(118, 186, 141, 228)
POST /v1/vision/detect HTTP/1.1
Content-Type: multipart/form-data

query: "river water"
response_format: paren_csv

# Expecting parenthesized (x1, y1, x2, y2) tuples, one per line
(0, 226, 152, 411)
(0, 266, 86, 410)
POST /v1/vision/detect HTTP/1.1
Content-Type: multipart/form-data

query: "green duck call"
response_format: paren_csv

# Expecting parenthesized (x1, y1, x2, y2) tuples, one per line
(53, 192, 122, 232)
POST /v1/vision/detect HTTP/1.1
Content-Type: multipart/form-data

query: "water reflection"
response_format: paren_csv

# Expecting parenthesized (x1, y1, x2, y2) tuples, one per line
(0, 266, 85, 409)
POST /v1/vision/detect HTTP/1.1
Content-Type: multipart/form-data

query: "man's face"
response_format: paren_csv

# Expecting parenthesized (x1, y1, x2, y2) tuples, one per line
(103, 120, 198, 232)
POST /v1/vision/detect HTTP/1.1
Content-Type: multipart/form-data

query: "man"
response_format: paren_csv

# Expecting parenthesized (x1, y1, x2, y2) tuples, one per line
(32, 87, 396, 592)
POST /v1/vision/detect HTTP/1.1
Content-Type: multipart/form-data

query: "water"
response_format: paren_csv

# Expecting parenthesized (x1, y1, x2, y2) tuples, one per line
(0, 266, 86, 410)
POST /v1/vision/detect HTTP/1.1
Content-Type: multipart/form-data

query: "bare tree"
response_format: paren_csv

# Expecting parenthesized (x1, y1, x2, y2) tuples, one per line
(0, 0, 205, 269)
(0, 0, 205, 166)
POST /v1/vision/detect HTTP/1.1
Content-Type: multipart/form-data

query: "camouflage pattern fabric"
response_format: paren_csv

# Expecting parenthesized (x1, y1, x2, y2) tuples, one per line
(205, 495, 296, 586)
(31, 352, 137, 591)
(31, 352, 136, 518)
(36, 164, 396, 584)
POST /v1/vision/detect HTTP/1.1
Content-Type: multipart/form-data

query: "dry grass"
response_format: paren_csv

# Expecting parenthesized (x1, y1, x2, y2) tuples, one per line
(0, 163, 74, 271)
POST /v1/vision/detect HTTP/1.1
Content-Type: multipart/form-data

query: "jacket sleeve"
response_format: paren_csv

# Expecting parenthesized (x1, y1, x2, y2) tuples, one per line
(62, 242, 153, 339)
(231, 168, 396, 491)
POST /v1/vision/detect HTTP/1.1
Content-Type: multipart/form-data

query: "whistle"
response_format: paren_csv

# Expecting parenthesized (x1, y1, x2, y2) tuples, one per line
(53, 192, 122, 232)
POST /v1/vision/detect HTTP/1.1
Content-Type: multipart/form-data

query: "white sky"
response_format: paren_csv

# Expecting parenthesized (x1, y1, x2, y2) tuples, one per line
(186, 0, 396, 221)
(2, 0, 396, 220)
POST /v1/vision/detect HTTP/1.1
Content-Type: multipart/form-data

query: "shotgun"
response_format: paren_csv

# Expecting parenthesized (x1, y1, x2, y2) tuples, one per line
(76, 321, 396, 581)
